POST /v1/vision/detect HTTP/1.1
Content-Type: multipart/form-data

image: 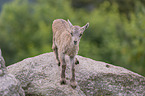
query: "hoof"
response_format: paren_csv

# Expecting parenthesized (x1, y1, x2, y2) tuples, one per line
(70, 81, 77, 89)
(58, 62, 60, 66)
(75, 59, 79, 65)
(60, 79, 66, 85)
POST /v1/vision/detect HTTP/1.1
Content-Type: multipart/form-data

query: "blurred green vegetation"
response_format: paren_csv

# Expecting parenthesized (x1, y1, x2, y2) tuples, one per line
(0, 0, 145, 76)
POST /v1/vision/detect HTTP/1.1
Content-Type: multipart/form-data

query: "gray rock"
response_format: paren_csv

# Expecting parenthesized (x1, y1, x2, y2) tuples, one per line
(0, 49, 25, 96)
(7, 52, 145, 96)
(0, 49, 7, 76)
(0, 74, 25, 96)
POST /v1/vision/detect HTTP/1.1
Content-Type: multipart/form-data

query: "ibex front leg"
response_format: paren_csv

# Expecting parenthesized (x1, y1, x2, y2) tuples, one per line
(59, 53, 67, 84)
(70, 56, 77, 88)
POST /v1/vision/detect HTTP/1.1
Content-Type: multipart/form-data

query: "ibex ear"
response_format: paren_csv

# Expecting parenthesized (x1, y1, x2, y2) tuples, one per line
(67, 19, 73, 28)
(81, 22, 89, 31)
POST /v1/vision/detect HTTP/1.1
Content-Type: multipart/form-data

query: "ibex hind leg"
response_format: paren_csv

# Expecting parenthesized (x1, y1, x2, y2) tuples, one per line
(54, 47, 61, 66)
(52, 41, 60, 66)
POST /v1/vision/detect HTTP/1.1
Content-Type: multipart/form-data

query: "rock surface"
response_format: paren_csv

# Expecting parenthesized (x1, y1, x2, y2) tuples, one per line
(0, 74, 25, 96)
(7, 52, 145, 96)
(0, 49, 7, 76)
(0, 49, 25, 96)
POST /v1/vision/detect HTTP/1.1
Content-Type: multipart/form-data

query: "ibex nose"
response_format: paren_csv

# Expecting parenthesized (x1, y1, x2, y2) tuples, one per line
(74, 41, 77, 45)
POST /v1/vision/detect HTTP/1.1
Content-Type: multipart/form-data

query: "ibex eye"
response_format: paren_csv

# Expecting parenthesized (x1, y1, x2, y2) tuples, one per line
(70, 33, 73, 36)
(79, 34, 82, 37)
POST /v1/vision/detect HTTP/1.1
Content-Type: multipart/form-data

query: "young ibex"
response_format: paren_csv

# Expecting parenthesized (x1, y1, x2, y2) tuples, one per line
(52, 19, 89, 88)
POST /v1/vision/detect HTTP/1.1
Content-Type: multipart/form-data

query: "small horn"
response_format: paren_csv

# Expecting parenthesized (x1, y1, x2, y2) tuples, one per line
(67, 19, 73, 28)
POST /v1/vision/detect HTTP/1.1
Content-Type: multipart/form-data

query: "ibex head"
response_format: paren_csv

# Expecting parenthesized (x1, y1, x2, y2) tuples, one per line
(67, 19, 89, 45)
